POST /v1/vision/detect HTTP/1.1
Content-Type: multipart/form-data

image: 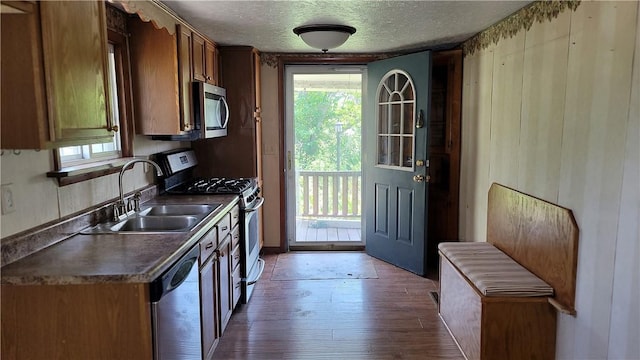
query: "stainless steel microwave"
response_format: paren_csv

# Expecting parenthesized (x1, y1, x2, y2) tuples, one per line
(193, 82, 229, 138)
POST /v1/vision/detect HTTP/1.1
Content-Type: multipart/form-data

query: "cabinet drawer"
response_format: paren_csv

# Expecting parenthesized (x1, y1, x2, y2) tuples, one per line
(232, 264, 241, 309)
(230, 205, 240, 228)
(199, 227, 218, 264)
(231, 243, 241, 271)
(218, 212, 232, 240)
(231, 224, 241, 249)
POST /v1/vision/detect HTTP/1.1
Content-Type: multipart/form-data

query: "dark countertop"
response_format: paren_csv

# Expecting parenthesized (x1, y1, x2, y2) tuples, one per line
(1, 194, 239, 286)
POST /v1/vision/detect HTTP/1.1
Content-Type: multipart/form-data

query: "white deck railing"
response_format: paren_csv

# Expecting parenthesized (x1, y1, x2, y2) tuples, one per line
(297, 171, 361, 218)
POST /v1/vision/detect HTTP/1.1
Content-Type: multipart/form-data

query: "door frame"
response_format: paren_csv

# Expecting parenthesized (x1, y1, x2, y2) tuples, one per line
(284, 64, 367, 250)
(274, 55, 381, 252)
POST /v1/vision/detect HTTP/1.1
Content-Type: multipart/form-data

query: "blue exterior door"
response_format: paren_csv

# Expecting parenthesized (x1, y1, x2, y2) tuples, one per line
(364, 51, 431, 275)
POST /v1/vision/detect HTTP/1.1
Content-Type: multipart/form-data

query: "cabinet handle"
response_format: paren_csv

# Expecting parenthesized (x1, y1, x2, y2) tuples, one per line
(221, 225, 228, 231)
(205, 242, 214, 250)
(214, 249, 222, 257)
(109, 125, 119, 132)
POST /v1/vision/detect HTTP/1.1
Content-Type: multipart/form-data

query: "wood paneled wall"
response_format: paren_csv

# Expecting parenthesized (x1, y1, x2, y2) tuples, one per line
(259, 64, 282, 249)
(459, 2, 639, 359)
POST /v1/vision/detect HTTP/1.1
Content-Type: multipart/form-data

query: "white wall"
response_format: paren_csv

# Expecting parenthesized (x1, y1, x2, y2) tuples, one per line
(460, 2, 639, 359)
(0, 136, 186, 238)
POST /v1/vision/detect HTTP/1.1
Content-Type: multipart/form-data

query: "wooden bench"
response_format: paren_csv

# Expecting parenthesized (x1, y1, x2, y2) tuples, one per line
(438, 183, 579, 360)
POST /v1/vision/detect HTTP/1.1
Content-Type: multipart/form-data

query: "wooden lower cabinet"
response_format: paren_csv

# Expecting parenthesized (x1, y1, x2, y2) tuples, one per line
(231, 224, 242, 309)
(200, 251, 220, 359)
(231, 259, 242, 308)
(218, 234, 233, 334)
(200, 206, 238, 358)
(1, 283, 153, 359)
(2, 205, 242, 359)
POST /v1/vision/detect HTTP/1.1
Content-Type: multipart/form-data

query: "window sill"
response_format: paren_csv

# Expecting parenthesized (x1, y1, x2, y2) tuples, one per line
(47, 157, 137, 186)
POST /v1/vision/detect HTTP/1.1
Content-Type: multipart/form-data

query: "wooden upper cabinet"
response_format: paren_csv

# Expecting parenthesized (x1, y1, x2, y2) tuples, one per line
(194, 32, 218, 85)
(177, 24, 193, 132)
(192, 32, 206, 82)
(129, 18, 220, 136)
(128, 18, 197, 135)
(1, 0, 113, 149)
(205, 41, 218, 85)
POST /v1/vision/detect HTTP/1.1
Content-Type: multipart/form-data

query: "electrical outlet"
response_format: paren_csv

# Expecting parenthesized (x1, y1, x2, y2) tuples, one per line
(1, 184, 16, 214)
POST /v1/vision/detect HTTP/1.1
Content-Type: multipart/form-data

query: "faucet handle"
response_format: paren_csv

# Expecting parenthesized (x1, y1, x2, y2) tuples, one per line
(113, 201, 128, 222)
(132, 191, 141, 212)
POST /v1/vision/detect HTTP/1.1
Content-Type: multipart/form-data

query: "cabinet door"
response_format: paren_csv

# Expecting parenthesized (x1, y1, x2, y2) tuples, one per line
(128, 17, 181, 135)
(232, 262, 241, 309)
(218, 235, 233, 334)
(192, 47, 260, 178)
(205, 40, 217, 85)
(192, 32, 206, 82)
(2, 1, 114, 148)
(1, 2, 49, 149)
(200, 255, 220, 359)
(177, 24, 193, 132)
(39, 1, 114, 145)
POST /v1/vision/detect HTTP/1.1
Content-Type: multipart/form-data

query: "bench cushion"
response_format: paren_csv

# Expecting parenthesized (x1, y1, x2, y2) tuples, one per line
(438, 242, 554, 297)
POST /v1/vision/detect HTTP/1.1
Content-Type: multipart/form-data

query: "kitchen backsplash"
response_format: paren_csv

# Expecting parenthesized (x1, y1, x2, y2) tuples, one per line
(0, 136, 186, 238)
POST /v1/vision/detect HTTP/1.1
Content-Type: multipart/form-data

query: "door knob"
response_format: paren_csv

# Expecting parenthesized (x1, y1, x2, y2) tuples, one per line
(413, 174, 425, 183)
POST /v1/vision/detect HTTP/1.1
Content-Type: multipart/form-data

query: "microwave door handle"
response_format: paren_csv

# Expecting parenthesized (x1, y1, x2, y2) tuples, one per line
(221, 96, 230, 129)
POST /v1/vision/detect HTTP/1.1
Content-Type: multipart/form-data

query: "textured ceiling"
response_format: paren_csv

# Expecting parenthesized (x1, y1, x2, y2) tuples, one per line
(161, 0, 532, 53)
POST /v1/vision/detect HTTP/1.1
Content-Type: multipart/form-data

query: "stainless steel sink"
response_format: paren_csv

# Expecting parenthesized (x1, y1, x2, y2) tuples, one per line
(138, 204, 220, 216)
(111, 215, 200, 232)
(80, 203, 221, 234)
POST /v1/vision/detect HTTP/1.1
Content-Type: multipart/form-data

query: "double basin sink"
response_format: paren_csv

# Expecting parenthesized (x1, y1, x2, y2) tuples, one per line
(82, 203, 222, 234)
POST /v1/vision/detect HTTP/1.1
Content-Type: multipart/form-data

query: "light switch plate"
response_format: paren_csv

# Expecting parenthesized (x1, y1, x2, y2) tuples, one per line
(1, 184, 16, 214)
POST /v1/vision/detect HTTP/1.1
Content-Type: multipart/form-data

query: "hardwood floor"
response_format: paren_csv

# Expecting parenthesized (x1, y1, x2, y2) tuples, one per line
(214, 252, 463, 359)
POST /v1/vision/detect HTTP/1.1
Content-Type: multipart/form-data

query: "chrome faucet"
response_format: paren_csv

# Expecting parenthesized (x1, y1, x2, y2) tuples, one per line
(114, 158, 163, 221)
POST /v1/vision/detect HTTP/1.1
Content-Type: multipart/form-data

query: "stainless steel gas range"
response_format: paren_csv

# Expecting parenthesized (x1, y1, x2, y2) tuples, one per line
(153, 148, 265, 304)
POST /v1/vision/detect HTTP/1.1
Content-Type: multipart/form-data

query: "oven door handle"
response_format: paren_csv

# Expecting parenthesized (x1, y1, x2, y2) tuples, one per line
(245, 197, 264, 213)
(247, 258, 266, 286)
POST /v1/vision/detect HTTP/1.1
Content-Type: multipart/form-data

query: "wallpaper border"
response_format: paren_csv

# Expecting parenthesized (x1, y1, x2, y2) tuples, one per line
(461, 0, 581, 56)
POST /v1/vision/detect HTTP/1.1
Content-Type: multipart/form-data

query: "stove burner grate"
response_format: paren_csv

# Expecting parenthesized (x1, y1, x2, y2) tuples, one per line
(184, 177, 254, 194)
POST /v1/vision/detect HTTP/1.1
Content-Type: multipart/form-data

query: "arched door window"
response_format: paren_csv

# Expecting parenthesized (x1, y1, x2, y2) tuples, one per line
(376, 70, 415, 170)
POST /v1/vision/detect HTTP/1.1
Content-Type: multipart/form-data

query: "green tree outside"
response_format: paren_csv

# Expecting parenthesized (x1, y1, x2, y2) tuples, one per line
(294, 89, 361, 172)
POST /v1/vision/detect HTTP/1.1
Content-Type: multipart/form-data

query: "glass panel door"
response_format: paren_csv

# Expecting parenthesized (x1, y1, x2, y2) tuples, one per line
(285, 65, 365, 249)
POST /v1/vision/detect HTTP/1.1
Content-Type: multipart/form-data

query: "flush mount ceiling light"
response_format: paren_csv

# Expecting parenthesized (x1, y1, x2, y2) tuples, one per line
(293, 24, 356, 53)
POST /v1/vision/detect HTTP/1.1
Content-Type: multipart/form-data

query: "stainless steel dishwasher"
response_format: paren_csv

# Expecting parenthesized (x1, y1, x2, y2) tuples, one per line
(150, 244, 201, 360)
